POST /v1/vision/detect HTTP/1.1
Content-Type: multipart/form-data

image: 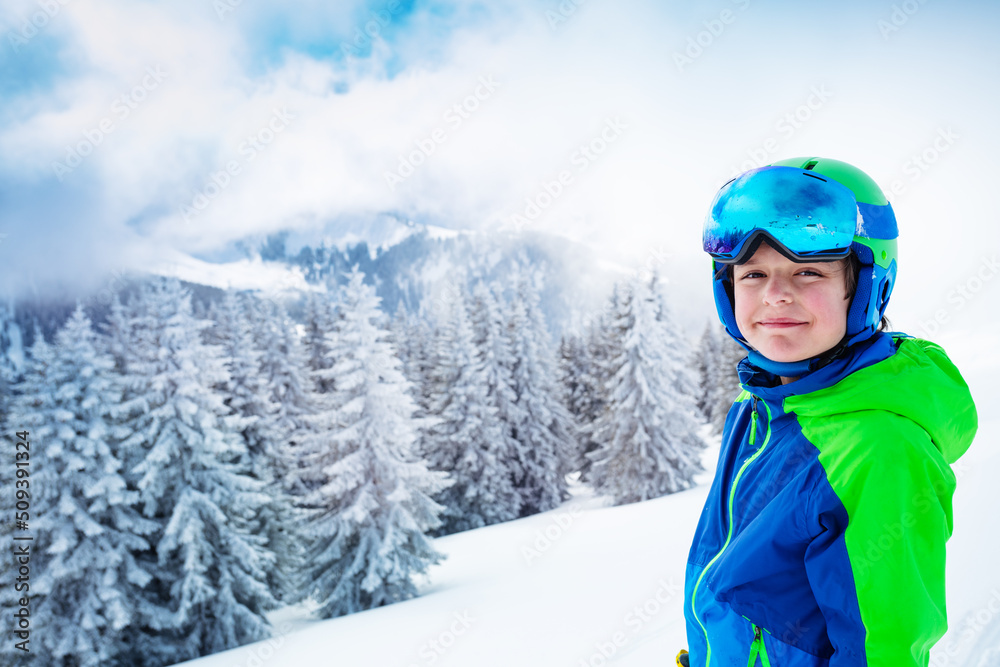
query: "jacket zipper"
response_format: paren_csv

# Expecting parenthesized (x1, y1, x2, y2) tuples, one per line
(690, 395, 772, 666)
(747, 623, 772, 667)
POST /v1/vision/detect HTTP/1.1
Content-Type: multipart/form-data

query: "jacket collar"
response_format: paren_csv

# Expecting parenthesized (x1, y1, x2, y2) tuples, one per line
(739, 332, 900, 403)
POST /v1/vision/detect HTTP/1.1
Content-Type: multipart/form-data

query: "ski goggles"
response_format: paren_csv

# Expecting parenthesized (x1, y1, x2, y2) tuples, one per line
(702, 166, 861, 264)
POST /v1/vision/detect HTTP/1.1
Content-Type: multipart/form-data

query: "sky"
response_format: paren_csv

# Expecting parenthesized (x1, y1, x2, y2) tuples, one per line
(1, 0, 998, 339)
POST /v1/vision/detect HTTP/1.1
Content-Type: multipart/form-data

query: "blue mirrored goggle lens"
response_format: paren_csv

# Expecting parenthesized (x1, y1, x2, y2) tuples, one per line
(703, 166, 860, 263)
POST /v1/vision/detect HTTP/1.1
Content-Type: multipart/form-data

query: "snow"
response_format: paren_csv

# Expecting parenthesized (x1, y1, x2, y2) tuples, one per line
(148, 250, 315, 295)
(178, 333, 1000, 667)
(181, 476, 705, 667)
(423, 223, 465, 241)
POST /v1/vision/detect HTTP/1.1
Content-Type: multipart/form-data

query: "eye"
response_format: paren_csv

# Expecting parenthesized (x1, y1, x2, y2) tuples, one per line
(797, 269, 822, 277)
(739, 270, 765, 280)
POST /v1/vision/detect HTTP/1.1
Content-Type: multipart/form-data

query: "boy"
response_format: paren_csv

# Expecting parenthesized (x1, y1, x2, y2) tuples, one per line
(678, 157, 978, 666)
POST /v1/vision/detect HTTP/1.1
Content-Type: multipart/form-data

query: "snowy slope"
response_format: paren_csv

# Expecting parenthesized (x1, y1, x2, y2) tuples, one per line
(180, 473, 709, 667)
(180, 336, 999, 667)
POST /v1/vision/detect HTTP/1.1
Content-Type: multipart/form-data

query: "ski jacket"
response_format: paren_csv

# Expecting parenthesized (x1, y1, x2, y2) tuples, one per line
(683, 333, 978, 667)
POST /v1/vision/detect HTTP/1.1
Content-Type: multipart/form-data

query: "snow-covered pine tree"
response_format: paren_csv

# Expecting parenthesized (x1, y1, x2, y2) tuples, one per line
(556, 331, 602, 478)
(209, 290, 306, 605)
(504, 268, 576, 516)
(422, 290, 520, 535)
(209, 290, 276, 461)
(586, 274, 705, 505)
(114, 278, 277, 665)
(400, 300, 446, 477)
(246, 297, 320, 498)
(573, 307, 618, 482)
(301, 265, 450, 619)
(100, 293, 133, 376)
(5, 306, 158, 666)
(0, 327, 48, 665)
(649, 272, 706, 418)
(242, 295, 315, 601)
(706, 323, 747, 433)
(0, 301, 23, 388)
(0, 301, 21, 462)
(694, 321, 721, 425)
(388, 300, 414, 376)
(302, 290, 338, 393)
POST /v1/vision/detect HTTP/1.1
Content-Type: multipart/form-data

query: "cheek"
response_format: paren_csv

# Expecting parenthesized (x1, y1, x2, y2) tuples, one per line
(805, 289, 850, 327)
(732, 286, 753, 328)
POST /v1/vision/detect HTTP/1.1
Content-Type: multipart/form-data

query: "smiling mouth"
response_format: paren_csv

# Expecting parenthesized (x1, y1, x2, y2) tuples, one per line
(758, 320, 806, 328)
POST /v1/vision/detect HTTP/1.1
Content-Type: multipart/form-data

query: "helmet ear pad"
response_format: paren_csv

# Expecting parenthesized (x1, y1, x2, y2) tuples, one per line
(711, 262, 752, 353)
(845, 241, 897, 347)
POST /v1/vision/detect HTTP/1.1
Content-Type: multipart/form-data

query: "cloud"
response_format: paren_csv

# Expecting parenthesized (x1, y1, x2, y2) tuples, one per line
(0, 0, 998, 336)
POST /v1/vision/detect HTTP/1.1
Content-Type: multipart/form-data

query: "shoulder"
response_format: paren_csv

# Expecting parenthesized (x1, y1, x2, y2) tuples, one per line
(787, 334, 976, 464)
(801, 410, 955, 519)
(803, 410, 940, 471)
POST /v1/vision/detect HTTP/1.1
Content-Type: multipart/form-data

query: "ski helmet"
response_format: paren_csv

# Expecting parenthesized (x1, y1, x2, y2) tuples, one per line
(703, 157, 898, 376)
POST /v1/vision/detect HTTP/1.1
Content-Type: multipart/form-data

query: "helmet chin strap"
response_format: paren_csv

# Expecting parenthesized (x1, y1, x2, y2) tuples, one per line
(744, 332, 855, 380)
(746, 349, 814, 378)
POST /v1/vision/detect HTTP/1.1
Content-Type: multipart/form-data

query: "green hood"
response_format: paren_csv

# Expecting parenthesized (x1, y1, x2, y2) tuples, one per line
(786, 337, 977, 464)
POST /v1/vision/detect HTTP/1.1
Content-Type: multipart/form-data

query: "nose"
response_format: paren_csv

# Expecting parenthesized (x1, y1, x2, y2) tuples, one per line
(762, 275, 793, 306)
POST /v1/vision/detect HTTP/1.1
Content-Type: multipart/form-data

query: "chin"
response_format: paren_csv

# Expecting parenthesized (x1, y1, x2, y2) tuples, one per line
(752, 340, 814, 363)
(763, 350, 810, 363)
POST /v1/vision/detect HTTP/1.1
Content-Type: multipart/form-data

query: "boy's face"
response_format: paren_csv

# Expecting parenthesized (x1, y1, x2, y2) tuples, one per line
(733, 242, 850, 363)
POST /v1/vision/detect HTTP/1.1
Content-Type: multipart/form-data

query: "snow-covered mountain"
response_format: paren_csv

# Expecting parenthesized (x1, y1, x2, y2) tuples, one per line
(8, 223, 643, 355)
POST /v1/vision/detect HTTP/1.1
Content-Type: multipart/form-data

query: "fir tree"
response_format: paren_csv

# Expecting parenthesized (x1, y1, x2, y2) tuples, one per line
(7, 306, 158, 666)
(114, 278, 277, 665)
(211, 291, 305, 605)
(587, 275, 706, 505)
(556, 330, 604, 478)
(504, 269, 576, 515)
(572, 308, 619, 483)
(694, 321, 721, 424)
(468, 281, 524, 510)
(0, 329, 49, 665)
(302, 290, 337, 393)
(302, 266, 450, 619)
(696, 321, 746, 434)
(247, 297, 320, 500)
(423, 291, 520, 534)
